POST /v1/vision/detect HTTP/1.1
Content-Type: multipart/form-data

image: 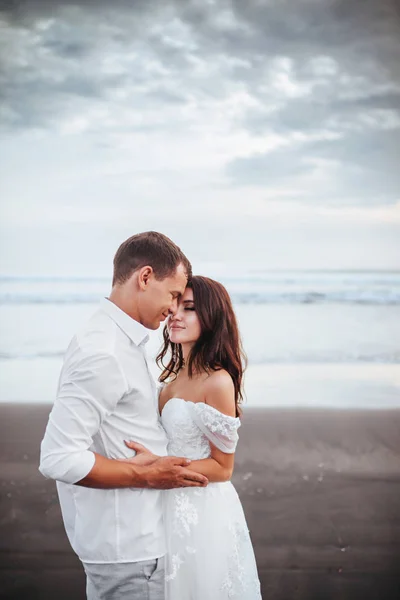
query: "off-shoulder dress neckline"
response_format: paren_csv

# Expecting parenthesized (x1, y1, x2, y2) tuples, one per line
(160, 397, 239, 421)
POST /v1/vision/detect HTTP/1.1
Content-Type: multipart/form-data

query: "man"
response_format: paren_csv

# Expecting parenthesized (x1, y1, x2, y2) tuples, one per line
(39, 231, 208, 600)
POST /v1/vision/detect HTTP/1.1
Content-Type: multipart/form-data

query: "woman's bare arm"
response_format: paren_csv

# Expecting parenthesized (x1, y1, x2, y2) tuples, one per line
(185, 445, 235, 482)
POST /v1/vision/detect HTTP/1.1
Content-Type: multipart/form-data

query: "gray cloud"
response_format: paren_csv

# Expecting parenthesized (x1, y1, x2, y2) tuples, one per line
(0, 0, 399, 206)
(227, 128, 400, 204)
(1, 1, 399, 124)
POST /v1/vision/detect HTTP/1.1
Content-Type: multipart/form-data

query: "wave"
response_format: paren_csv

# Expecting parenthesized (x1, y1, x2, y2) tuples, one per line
(0, 351, 66, 360)
(1, 290, 400, 305)
(0, 276, 109, 283)
(223, 274, 400, 287)
(1, 271, 400, 305)
(1, 350, 399, 363)
(0, 293, 101, 305)
(2, 271, 400, 284)
(233, 290, 400, 305)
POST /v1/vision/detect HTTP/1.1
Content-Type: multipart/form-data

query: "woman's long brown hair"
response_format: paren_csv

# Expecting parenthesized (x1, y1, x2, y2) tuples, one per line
(156, 276, 247, 416)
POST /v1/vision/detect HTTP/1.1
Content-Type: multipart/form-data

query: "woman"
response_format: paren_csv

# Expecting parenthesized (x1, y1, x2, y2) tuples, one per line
(133, 276, 261, 599)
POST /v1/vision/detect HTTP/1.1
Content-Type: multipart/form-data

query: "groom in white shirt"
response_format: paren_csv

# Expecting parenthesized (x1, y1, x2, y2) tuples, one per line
(39, 231, 208, 600)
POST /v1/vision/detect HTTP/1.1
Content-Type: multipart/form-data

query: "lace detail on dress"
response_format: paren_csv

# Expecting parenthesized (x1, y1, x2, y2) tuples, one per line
(172, 490, 199, 538)
(165, 553, 184, 583)
(220, 520, 261, 598)
(164, 489, 200, 583)
(162, 399, 212, 460)
(189, 402, 240, 454)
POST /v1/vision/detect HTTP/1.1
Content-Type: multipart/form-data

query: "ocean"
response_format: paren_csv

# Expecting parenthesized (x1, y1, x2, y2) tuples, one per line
(1, 270, 399, 408)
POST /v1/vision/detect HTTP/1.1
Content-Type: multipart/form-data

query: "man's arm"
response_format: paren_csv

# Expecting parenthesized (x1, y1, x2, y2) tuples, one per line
(39, 352, 207, 489)
(76, 452, 207, 489)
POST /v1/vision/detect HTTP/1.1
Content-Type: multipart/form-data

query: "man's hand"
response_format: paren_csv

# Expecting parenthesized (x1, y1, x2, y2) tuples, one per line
(117, 441, 158, 467)
(123, 440, 208, 489)
(146, 456, 208, 489)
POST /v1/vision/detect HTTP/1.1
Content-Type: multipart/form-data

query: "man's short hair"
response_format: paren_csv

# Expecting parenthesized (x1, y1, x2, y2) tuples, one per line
(112, 231, 192, 286)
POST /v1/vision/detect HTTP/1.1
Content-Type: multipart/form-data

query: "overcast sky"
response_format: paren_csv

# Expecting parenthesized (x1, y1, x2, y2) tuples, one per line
(1, 0, 400, 276)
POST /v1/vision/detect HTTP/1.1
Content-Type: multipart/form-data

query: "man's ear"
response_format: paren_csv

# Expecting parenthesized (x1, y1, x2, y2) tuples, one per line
(138, 266, 153, 290)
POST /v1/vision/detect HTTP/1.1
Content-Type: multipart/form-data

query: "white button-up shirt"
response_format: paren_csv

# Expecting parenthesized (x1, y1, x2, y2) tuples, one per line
(39, 298, 168, 564)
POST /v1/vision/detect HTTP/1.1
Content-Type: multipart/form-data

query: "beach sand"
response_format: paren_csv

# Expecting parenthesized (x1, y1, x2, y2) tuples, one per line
(1, 404, 400, 599)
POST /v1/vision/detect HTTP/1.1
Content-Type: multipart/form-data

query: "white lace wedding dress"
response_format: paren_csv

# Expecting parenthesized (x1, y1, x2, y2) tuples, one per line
(161, 397, 262, 599)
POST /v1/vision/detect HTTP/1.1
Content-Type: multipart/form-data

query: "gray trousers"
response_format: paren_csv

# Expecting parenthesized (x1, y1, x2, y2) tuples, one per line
(83, 556, 165, 600)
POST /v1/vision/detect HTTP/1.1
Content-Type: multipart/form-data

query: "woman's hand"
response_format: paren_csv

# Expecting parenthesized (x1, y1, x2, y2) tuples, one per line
(117, 441, 159, 467)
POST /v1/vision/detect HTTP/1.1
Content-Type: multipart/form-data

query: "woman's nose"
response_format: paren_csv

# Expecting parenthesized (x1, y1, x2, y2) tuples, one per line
(169, 306, 183, 322)
(169, 312, 182, 321)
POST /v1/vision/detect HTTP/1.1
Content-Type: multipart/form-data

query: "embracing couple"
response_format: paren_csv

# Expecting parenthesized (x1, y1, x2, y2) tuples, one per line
(39, 231, 262, 599)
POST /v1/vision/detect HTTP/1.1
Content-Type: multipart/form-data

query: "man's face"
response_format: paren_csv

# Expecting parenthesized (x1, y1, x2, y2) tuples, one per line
(138, 263, 188, 330)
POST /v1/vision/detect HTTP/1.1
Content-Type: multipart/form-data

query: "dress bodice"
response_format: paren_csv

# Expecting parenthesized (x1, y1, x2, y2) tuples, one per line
(161, 397, 241, 460)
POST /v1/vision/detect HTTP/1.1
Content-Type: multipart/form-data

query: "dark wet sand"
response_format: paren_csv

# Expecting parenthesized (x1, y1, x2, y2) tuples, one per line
(1, 404, 400, 599)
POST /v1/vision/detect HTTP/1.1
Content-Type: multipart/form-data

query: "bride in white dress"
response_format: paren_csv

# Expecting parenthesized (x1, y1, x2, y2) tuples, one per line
(131, 276, 262, 599)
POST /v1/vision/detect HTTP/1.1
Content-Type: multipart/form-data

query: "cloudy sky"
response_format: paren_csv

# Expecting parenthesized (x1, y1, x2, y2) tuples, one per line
(1, 0, 400, 276)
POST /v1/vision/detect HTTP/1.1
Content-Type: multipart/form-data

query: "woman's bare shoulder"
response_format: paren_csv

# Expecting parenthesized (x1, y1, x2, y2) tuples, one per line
(205, 369, 234, 390)
(203, 370, 235, 417)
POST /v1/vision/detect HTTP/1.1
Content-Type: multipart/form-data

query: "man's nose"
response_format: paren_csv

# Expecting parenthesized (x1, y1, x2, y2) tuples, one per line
(168, 299, 179, 316)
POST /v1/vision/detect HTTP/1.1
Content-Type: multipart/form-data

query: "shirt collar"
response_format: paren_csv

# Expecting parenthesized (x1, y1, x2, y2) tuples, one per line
(100, 298, 150, 346)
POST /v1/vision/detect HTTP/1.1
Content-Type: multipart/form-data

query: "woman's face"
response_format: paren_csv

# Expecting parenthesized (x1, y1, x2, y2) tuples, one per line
(167, 287, 202, 345)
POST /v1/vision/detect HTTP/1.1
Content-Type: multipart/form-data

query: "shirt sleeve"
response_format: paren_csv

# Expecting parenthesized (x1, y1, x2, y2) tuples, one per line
(188, 402, 241, 454)
(39, 352, 127, 484)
